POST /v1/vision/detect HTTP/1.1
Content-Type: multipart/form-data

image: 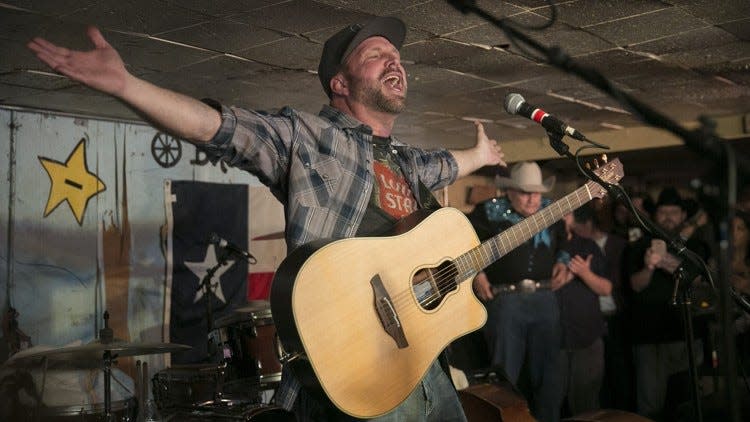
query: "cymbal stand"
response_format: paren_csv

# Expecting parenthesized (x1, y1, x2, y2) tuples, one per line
(34, 355, 49, 422)
(100, 311, 117, 422)
(103, 350, 116, 422)
(135, 360, 142, 421)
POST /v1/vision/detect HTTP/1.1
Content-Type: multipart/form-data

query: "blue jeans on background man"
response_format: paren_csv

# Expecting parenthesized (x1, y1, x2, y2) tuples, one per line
(483, 290, 562, 422)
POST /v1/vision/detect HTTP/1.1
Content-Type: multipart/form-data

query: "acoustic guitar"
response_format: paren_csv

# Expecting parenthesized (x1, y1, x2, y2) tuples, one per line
(270, 159, 624, 418)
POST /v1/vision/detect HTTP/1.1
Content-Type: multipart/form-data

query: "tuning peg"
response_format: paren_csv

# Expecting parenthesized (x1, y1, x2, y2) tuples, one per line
(601, 154, 608, 164)
(593, 158, 600, 169)
(585, 162, 592, 170)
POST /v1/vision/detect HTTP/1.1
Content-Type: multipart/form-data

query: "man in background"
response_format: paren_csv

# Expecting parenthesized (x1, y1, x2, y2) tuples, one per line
(468, 161, 568, 422)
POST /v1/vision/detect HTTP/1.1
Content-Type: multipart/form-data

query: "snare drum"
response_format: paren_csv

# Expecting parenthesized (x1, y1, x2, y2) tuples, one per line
(41, 398, 137, 421)
(211, 301, 282, 386)
(153, 363, 232, 409)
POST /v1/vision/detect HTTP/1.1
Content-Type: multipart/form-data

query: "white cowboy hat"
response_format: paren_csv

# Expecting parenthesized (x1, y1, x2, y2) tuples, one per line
(495, 161, 555, 193)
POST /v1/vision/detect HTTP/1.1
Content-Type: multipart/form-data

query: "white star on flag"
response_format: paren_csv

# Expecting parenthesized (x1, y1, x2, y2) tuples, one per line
(185, 244, 235, 304)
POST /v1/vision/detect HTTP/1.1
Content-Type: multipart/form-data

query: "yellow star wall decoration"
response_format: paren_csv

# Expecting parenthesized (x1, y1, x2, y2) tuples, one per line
(38, 137, 106, 225)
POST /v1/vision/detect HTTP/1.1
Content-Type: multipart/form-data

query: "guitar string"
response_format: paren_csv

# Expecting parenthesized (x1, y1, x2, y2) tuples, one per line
(382, 186, 594, 313)
(395, 191, 584, 310)
(370, 188, 585, 314)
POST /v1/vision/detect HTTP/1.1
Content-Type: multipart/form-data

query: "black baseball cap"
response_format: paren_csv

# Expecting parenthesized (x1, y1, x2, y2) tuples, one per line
(318, 16, 406, 98)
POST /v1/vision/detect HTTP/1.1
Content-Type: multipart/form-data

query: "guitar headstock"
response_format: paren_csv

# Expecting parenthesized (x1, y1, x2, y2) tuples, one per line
(586, 156, 624, 199)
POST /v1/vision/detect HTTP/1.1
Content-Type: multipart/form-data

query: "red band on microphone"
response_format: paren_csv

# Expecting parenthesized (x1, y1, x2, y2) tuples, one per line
(531, 109, 548, 123)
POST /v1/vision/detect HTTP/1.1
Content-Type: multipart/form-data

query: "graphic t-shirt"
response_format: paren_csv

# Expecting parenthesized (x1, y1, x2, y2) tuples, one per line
(370, 136, 418, 219)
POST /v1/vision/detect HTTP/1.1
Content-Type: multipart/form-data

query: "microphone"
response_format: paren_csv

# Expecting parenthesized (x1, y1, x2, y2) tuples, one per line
(209, 233, 257, 263)
(504, 93, 588, 141)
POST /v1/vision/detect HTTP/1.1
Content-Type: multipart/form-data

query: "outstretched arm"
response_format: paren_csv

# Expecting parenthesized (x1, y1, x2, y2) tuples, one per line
(27, 26, 220, 143)
(450, 121, 507, 178)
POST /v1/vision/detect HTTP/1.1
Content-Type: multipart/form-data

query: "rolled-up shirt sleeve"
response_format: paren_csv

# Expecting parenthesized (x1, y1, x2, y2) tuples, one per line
(411, 147, 459, 190)
(198, 99, 294, 190)
(200, 98, 237, 147)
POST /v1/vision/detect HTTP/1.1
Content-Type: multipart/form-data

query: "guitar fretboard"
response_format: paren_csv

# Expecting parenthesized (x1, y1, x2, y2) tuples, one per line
(454, 183, 594, 281)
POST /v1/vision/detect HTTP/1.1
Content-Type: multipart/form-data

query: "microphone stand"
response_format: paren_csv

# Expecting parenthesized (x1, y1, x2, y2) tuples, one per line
(548, 128, 711, 421)
(198, 248, 232, 359)
(674, 266, 705, 422)
(449, 2, 746, 420)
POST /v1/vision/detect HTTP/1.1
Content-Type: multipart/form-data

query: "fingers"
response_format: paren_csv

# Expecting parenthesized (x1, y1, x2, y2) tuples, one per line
(29, 49, 85, 82)
(87, 26, 109, 49)
(28, 37, 71, 72)
(29, 48, 62, 72)
(551, 273, 569, 291)
(27, 37, 55, 54)
(475, 283, 492, 301)
(480, 286, 493, 301)
(473, 272, 494, 301)
(495, 147, 507, 167)
(28, 37, 71, 58)
(474, 120, 486, 135)
(567, 255, 590, 275)
(644, 249, 659, 270)
(478, 121, 508, 167)
(472, 120, 507, 168)
(570, 255, 591, 266)
(475, 121, 490, 143)
(28, 46, 69, 77)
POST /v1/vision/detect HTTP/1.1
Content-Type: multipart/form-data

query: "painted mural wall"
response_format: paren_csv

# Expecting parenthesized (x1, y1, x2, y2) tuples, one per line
(0, 107, 281, 375)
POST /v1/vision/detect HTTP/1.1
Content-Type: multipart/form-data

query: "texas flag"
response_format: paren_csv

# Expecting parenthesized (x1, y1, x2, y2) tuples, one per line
(165, 180, 249, 363)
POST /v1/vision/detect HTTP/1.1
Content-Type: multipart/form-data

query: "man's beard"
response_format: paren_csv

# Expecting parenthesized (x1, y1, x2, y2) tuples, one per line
(659, 220, 681, 235)
(352, 77, 406, 114)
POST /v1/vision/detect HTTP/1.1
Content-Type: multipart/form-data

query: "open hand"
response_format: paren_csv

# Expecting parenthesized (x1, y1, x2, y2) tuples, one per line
(474, 121, 506, 168)
(27, 26, 129, 97)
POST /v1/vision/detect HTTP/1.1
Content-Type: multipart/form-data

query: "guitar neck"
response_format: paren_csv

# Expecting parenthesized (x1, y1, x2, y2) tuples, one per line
(455, 183, 595, 280)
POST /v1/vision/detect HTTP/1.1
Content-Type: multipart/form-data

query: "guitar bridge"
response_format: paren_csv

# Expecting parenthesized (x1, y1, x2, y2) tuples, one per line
(370, 274, 408, 349)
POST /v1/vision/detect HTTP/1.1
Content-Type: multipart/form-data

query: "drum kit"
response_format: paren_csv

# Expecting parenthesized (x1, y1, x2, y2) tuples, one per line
(4, 304, 293, 421)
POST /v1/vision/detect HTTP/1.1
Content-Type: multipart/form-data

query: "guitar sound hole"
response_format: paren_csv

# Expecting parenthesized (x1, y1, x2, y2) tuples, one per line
(411, 260, 459, 310)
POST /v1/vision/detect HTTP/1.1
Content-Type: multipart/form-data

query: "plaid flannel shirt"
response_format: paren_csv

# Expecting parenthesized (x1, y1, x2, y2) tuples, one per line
(199, 102, 459, 411)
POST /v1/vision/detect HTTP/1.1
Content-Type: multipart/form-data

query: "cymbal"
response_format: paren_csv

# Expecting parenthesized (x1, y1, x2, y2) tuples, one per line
(15, 341, 191, 361)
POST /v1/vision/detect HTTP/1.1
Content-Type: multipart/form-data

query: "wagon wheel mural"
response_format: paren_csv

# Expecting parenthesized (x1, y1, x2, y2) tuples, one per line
(151, 132, 182, 168)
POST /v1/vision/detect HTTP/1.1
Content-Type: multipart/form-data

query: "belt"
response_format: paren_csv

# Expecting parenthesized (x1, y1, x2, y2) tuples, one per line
(491, 279, 552, 296)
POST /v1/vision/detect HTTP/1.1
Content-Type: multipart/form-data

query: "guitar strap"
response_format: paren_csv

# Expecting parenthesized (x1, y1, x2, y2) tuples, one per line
(416, 178, 442, 211)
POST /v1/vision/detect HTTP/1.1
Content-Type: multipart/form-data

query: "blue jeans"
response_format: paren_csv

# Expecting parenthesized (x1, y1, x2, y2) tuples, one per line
(374, 361, 466, 422)
(295, 360, 466, 422)
(483, 290, 562, 422)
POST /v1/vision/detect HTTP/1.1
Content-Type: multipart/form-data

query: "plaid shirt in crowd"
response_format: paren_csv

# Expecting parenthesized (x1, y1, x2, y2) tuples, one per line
(199, 102, 459, 411)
